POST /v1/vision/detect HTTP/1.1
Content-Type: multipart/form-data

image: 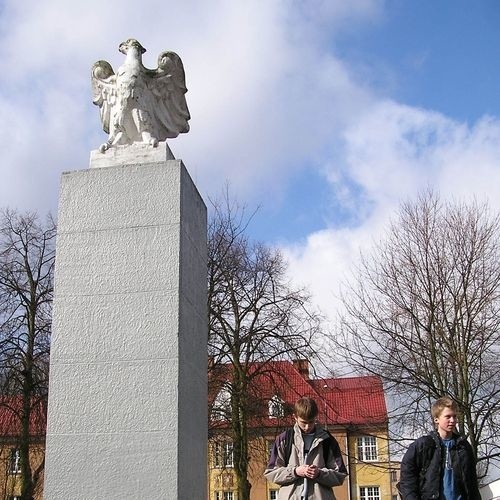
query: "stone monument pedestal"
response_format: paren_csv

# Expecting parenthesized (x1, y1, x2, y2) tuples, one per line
(44, 145, 207, 499)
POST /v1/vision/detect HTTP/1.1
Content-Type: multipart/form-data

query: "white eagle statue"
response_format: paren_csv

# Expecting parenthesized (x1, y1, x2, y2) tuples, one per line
(91, 39, 190, 153)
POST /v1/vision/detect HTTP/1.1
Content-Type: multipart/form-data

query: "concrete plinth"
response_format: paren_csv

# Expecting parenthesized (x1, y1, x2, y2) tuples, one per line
(44, 150, 207, 499)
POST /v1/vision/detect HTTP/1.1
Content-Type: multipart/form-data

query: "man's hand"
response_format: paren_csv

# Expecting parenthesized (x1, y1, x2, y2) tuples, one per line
(295, 464, 320, 479)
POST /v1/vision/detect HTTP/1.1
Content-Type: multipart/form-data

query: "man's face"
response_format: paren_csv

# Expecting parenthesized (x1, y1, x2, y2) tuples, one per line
(295, 415, 316, 434)
(435, 407, 457, 438)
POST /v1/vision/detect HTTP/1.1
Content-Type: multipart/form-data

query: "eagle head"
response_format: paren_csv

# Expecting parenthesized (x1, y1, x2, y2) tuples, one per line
(119, 39, 146, 55)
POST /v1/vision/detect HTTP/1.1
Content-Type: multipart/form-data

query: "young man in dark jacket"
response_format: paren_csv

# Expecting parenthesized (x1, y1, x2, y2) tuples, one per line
(398, 396, 481, 500)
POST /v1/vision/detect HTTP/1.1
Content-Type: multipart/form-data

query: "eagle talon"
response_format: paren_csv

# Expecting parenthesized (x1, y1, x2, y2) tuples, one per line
(99, 143, 109, 153)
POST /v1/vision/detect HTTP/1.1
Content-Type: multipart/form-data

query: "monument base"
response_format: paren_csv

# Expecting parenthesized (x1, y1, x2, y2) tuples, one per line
(44, 154, 207, 499)
(89, 141, 175, 169)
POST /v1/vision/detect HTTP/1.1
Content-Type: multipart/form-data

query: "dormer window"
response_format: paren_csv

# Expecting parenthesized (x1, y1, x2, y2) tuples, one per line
(268, 395, 285, 418)
(212, 384, 232, 421)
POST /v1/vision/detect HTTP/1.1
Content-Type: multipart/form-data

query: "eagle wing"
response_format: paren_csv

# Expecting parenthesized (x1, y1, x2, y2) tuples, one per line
(147, 51, 190, 139)
(91, 60, 117, 134)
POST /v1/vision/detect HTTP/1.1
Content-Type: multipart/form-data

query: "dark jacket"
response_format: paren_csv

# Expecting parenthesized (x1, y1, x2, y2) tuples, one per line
(398, 431, 481, 500)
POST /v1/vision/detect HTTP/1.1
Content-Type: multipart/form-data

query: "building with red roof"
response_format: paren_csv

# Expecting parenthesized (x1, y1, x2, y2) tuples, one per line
(208, 359, 398, 500)
(0, 398, 46, 499)
(0, 361, 399, 500)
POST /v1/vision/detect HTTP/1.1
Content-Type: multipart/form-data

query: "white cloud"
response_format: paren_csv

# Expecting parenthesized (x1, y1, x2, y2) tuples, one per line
(339, 101, 500, 210)
(284, 100, 500, 323)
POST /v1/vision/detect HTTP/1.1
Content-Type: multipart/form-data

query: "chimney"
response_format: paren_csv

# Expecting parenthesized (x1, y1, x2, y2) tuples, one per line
(293, 359, 309, 379)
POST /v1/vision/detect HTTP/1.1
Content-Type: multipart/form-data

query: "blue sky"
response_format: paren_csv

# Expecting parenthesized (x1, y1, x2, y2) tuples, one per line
(337, 1, 500, 122)
(257, 0, 500, 242)
(1, 0, 500, 319)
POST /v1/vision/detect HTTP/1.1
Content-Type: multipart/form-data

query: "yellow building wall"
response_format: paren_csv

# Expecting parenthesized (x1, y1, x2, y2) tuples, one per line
(347, 430, 395, 500)
(209, 429, 351, 500)
(0, 443, 45, 500)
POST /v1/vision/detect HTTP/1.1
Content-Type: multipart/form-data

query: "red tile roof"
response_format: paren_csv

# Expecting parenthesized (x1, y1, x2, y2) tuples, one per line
(209, 360, 388, 429)
(0, 397, 47, 438)
(311, 376, 388, 426)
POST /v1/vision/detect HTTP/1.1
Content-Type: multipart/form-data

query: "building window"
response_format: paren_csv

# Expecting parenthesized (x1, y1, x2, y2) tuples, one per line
(214, 441, 234, 468)
(268, 395, 285, 418)
(269, 489, 278, 500)
(212, 384, 232, 421)
(9, 448, 21, 474)
(360, 486, 380, 500)
(215, 492, 234, 500)
(357, 436, 378, 461)
(390, 469, 398, 482)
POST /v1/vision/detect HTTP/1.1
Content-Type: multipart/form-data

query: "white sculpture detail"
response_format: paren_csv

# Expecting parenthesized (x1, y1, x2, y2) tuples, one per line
(92, 39, 190, 153)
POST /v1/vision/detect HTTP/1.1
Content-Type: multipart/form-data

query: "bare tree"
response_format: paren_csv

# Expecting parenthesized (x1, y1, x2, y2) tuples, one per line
(337, 191, 500, 477)
(0, 209, 55, 500)
(208, 195, 322, 500)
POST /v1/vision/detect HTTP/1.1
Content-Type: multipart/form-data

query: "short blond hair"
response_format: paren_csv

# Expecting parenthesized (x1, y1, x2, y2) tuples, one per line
(294, 397, 319, 420)
(431, 396, 458, 419)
